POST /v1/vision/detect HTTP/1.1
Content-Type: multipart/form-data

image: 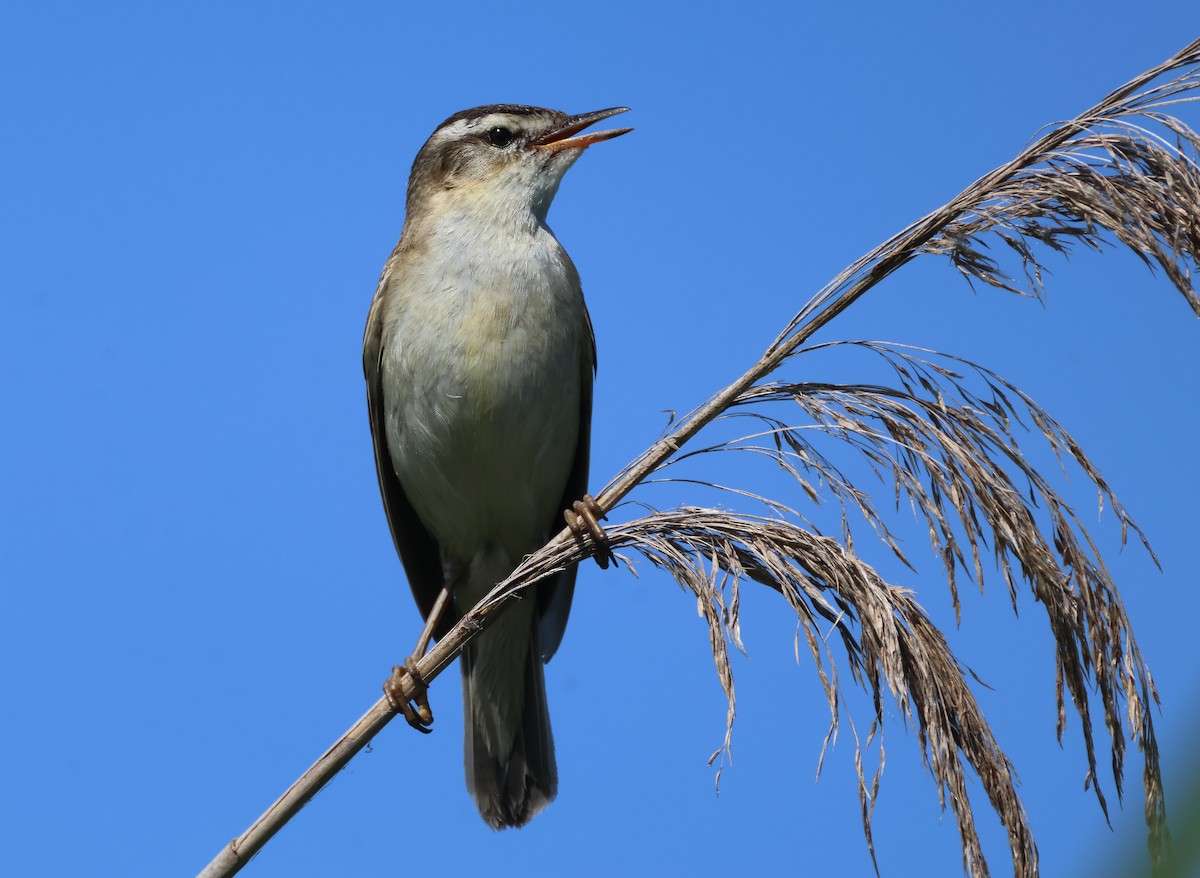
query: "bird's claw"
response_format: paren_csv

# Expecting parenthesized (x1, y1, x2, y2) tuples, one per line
(384, 658, 434, 733)
(564, 493, 614, 569)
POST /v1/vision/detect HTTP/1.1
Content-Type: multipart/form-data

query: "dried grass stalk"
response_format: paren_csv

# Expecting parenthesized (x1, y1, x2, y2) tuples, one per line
(635, 338, 1165, 875)
(607, 509, 1034, 876)
(198, 38, 1200, 878)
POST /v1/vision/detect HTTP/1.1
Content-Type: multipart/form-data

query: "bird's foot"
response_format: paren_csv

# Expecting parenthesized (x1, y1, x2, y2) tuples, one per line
(564, 493, 614, 569)
(384, 657, 434, 733)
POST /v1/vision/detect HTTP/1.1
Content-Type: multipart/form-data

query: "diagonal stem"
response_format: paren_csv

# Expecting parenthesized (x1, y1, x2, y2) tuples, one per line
(592, 36, 1200, 521)
(194, 36, 1200, 878)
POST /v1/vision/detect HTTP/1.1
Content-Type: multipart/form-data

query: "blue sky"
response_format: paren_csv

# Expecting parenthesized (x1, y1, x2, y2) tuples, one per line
(4, 3, 1199, 877)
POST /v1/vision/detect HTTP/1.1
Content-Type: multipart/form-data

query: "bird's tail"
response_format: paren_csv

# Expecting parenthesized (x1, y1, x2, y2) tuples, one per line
(461, 609, 557, 829)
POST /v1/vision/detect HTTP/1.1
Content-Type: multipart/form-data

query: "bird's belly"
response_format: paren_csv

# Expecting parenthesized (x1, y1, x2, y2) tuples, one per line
(382, 277, 584, 569)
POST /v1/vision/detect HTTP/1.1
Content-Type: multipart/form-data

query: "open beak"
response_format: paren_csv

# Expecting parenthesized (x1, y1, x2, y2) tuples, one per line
(531, 107, 633, 151)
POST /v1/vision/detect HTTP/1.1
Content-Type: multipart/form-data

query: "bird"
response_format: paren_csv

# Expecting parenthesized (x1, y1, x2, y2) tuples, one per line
(362, 104, 631, 828)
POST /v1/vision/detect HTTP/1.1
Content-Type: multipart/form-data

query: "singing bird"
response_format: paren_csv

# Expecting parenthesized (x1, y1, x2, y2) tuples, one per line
(363, 105, 631, 828)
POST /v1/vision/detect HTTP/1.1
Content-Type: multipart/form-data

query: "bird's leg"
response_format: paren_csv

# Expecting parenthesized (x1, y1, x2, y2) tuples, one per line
(384, 659, 434, 733)
(564, 493, 614, 569)
(383, 582, 454, 733)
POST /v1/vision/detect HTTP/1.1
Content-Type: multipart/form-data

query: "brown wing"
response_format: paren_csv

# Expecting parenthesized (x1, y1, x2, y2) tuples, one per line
(537, 305, 597, 662)
(363, 281, 452, 638)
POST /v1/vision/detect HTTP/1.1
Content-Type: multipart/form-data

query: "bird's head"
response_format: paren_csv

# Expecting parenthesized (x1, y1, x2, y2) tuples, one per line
(405, 105, 631, 224)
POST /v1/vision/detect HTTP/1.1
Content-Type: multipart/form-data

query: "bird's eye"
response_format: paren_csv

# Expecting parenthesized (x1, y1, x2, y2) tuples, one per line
(486, 126, 514, 148)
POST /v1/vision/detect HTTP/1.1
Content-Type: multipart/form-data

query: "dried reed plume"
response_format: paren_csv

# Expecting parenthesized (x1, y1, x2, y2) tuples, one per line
(199, 38, 1200, 878)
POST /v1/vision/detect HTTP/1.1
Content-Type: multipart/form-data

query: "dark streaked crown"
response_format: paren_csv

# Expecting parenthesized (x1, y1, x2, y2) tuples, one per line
(435, 104, 567, 133)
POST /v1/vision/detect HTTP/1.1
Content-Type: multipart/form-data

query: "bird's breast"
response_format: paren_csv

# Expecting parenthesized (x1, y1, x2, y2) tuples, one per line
(380, 221, 590, 566)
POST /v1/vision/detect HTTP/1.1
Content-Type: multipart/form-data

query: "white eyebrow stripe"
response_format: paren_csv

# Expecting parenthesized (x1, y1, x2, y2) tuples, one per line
(433, 113, 542, 144)
(430, 118, 474, 144)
